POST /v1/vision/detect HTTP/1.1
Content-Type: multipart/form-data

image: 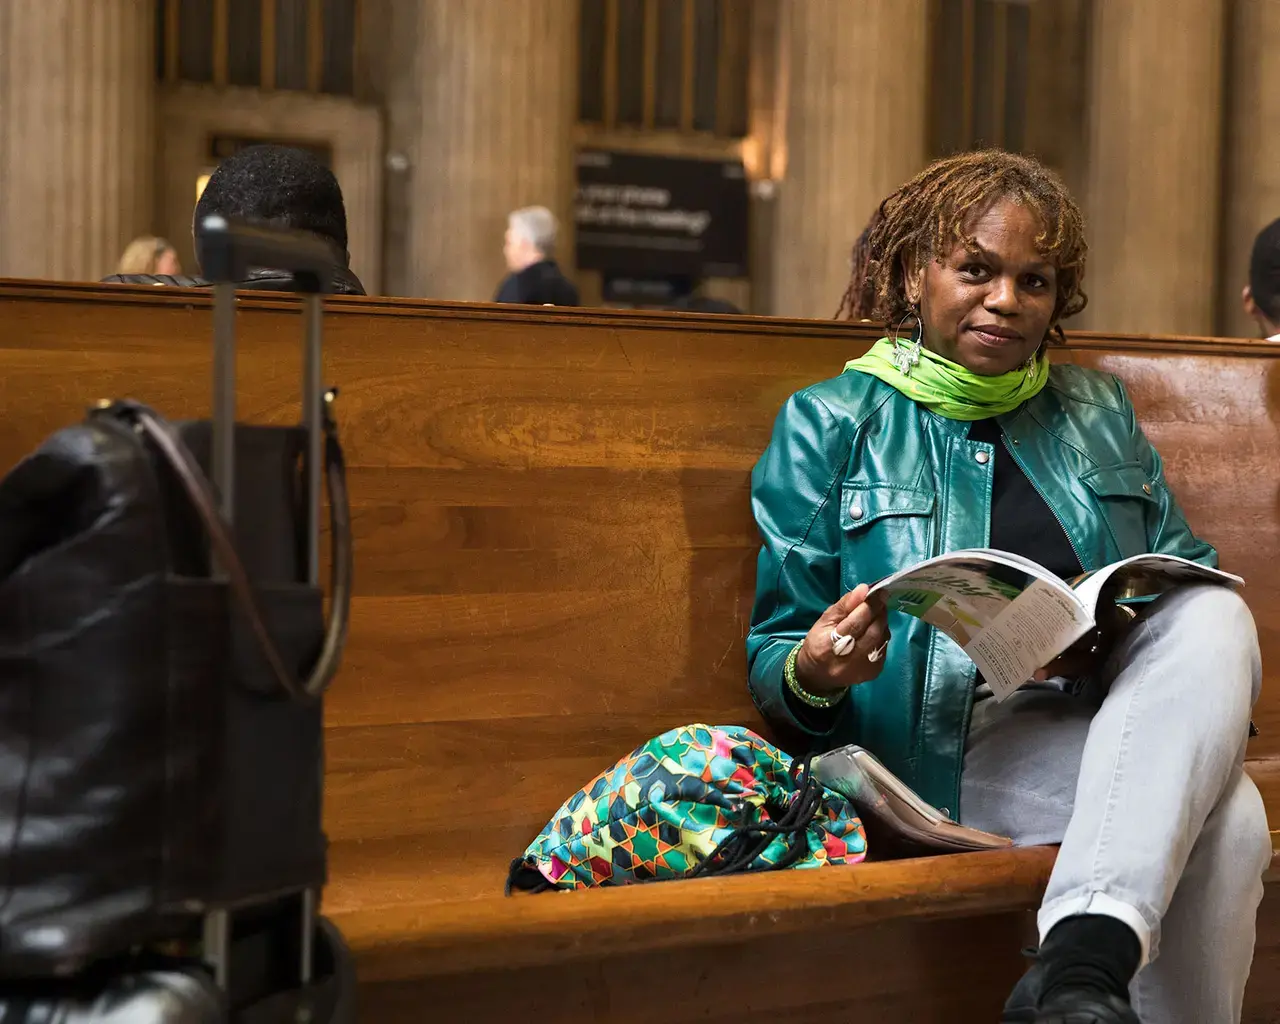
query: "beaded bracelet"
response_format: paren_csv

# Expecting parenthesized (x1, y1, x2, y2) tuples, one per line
(783, 643, 846, 709)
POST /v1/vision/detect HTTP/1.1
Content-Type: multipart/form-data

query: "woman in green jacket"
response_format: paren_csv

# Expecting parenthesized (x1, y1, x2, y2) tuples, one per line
(747, 150, 1269, 1024)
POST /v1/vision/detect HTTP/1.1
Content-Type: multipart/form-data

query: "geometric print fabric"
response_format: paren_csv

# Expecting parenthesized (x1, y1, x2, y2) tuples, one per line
(515, 723, 868, 890)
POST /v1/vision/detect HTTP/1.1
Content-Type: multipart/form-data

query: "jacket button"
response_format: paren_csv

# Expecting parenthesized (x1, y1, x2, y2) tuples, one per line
(1142, 483, 1153, 495)
(975, 450, 990, 465)
(850, 502, 865, 520)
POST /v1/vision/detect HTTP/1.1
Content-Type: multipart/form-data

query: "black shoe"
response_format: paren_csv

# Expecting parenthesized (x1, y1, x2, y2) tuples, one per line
(1002, 956, 1140, 1024)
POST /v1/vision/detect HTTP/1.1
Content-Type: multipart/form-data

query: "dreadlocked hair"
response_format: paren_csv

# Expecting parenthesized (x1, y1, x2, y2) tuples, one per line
(835, 206, 886, 321)
(865, 149, 1088, 330)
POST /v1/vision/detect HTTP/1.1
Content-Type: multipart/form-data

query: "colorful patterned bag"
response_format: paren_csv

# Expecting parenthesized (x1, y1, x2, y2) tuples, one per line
(506, 723, 867, 892)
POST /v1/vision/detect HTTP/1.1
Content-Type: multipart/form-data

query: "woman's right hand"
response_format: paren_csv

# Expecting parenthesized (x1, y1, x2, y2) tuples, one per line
(794, 584, 891, 695)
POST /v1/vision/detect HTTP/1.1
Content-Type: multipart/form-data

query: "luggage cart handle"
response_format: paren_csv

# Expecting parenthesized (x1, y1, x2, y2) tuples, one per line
(199, 216, 339, 293)
(199, 218, 341, 588)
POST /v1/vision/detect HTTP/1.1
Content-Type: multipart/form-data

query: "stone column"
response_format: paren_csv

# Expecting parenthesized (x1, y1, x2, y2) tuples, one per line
(769, 0, 929, 321)
(1222, 0, 1280, 338)
(1023, 0, 1091, 205)
(1080, 0, 1225, 335)
(0, 1, 155, 281)
(386, 0, 577, 301)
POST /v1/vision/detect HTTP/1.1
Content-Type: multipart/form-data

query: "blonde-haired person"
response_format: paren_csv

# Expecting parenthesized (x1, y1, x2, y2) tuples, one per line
(748, 149, 1268, 1023)
(115, 236, 182, 277)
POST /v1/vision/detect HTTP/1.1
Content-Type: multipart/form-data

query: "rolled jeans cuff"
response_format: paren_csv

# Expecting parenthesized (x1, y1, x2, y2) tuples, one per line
(1038, 890, 1154, 968)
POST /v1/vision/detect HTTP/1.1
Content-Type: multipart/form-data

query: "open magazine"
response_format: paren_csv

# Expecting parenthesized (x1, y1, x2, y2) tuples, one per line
(869, 549, 1242, 700)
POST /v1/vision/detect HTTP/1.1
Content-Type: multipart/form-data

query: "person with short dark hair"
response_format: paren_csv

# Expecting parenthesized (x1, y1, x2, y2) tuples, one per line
(1243, 217, 1280, 340)
(192, 144, 365, 295)
(495, 206, 579, 306)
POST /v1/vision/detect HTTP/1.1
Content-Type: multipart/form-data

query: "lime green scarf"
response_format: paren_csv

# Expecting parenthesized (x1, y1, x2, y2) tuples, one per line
(844, 338, 1049, 421)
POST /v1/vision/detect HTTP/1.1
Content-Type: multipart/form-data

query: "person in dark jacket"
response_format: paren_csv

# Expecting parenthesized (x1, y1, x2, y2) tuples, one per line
(494, 206, 579, 306)
(192, 144, 366, 295)
(104, 145, 367, 295)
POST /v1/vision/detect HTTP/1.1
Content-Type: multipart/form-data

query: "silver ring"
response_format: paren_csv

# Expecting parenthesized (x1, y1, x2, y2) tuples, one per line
(830, 629, 855, 657)
(867, 640, 890, 664)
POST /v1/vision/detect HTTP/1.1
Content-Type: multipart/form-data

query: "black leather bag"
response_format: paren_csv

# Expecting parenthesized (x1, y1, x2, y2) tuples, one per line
(0, 221, 353, 981)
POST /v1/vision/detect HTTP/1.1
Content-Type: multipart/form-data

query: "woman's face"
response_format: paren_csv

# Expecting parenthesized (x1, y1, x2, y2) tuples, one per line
(907, 197, 1057, 376)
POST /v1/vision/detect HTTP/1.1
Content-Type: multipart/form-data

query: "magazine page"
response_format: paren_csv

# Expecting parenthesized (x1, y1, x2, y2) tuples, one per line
(869, 550, 1070, 650)
(963, 581, 1096, 701)
(1069, 554, 1244, 614)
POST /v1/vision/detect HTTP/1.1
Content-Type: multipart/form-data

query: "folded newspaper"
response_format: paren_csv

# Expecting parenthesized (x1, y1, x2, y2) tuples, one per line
(869, 549, 1242, 700)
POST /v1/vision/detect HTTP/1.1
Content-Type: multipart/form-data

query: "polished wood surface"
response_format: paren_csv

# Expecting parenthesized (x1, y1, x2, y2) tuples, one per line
(1247, 880, 1280, 1022)
(3, 280, 1280, 1020)
(351, 888, 1280, 1024)
(338, 844, 1058, 980)
(358, 909, 1038, 1022)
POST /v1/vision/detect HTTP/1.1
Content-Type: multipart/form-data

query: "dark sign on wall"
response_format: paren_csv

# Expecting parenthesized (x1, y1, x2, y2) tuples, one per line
(574, 150, 749, 279)
(601, 273, 696, 304)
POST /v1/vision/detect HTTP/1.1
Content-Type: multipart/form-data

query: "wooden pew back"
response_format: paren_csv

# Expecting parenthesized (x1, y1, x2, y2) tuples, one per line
(2, 283, 1278, 916)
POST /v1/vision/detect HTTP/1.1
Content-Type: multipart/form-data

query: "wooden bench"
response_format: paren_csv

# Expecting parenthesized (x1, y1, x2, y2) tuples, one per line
(3, 280, 1280, 1020)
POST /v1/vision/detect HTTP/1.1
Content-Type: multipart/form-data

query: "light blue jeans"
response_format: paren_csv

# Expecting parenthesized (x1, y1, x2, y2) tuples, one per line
(959, 585, 1271, 1023)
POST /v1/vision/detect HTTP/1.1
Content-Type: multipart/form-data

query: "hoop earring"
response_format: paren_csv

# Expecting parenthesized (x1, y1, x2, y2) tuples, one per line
(890, 303, 923, 377)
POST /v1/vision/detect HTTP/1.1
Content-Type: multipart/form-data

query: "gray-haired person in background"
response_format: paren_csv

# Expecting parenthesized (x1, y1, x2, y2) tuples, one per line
(494, 206, 580, 306)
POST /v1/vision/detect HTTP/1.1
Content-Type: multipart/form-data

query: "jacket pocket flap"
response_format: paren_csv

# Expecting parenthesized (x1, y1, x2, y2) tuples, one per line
(1079, 462, 1157, 502)
(841, 482, 936, 529)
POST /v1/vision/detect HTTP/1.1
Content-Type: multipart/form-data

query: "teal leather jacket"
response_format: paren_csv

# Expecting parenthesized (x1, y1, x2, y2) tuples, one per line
(746, 364, 1215, 815)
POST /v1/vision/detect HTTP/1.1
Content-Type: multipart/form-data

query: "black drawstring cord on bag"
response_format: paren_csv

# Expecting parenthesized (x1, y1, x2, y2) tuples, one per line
(505, 856, 553, 895)
(689, 754, 825, 879)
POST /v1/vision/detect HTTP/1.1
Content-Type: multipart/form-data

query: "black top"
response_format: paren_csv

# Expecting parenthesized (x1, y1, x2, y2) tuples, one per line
(494, 260, 580, 307)
(968, 418, 1081, 579)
